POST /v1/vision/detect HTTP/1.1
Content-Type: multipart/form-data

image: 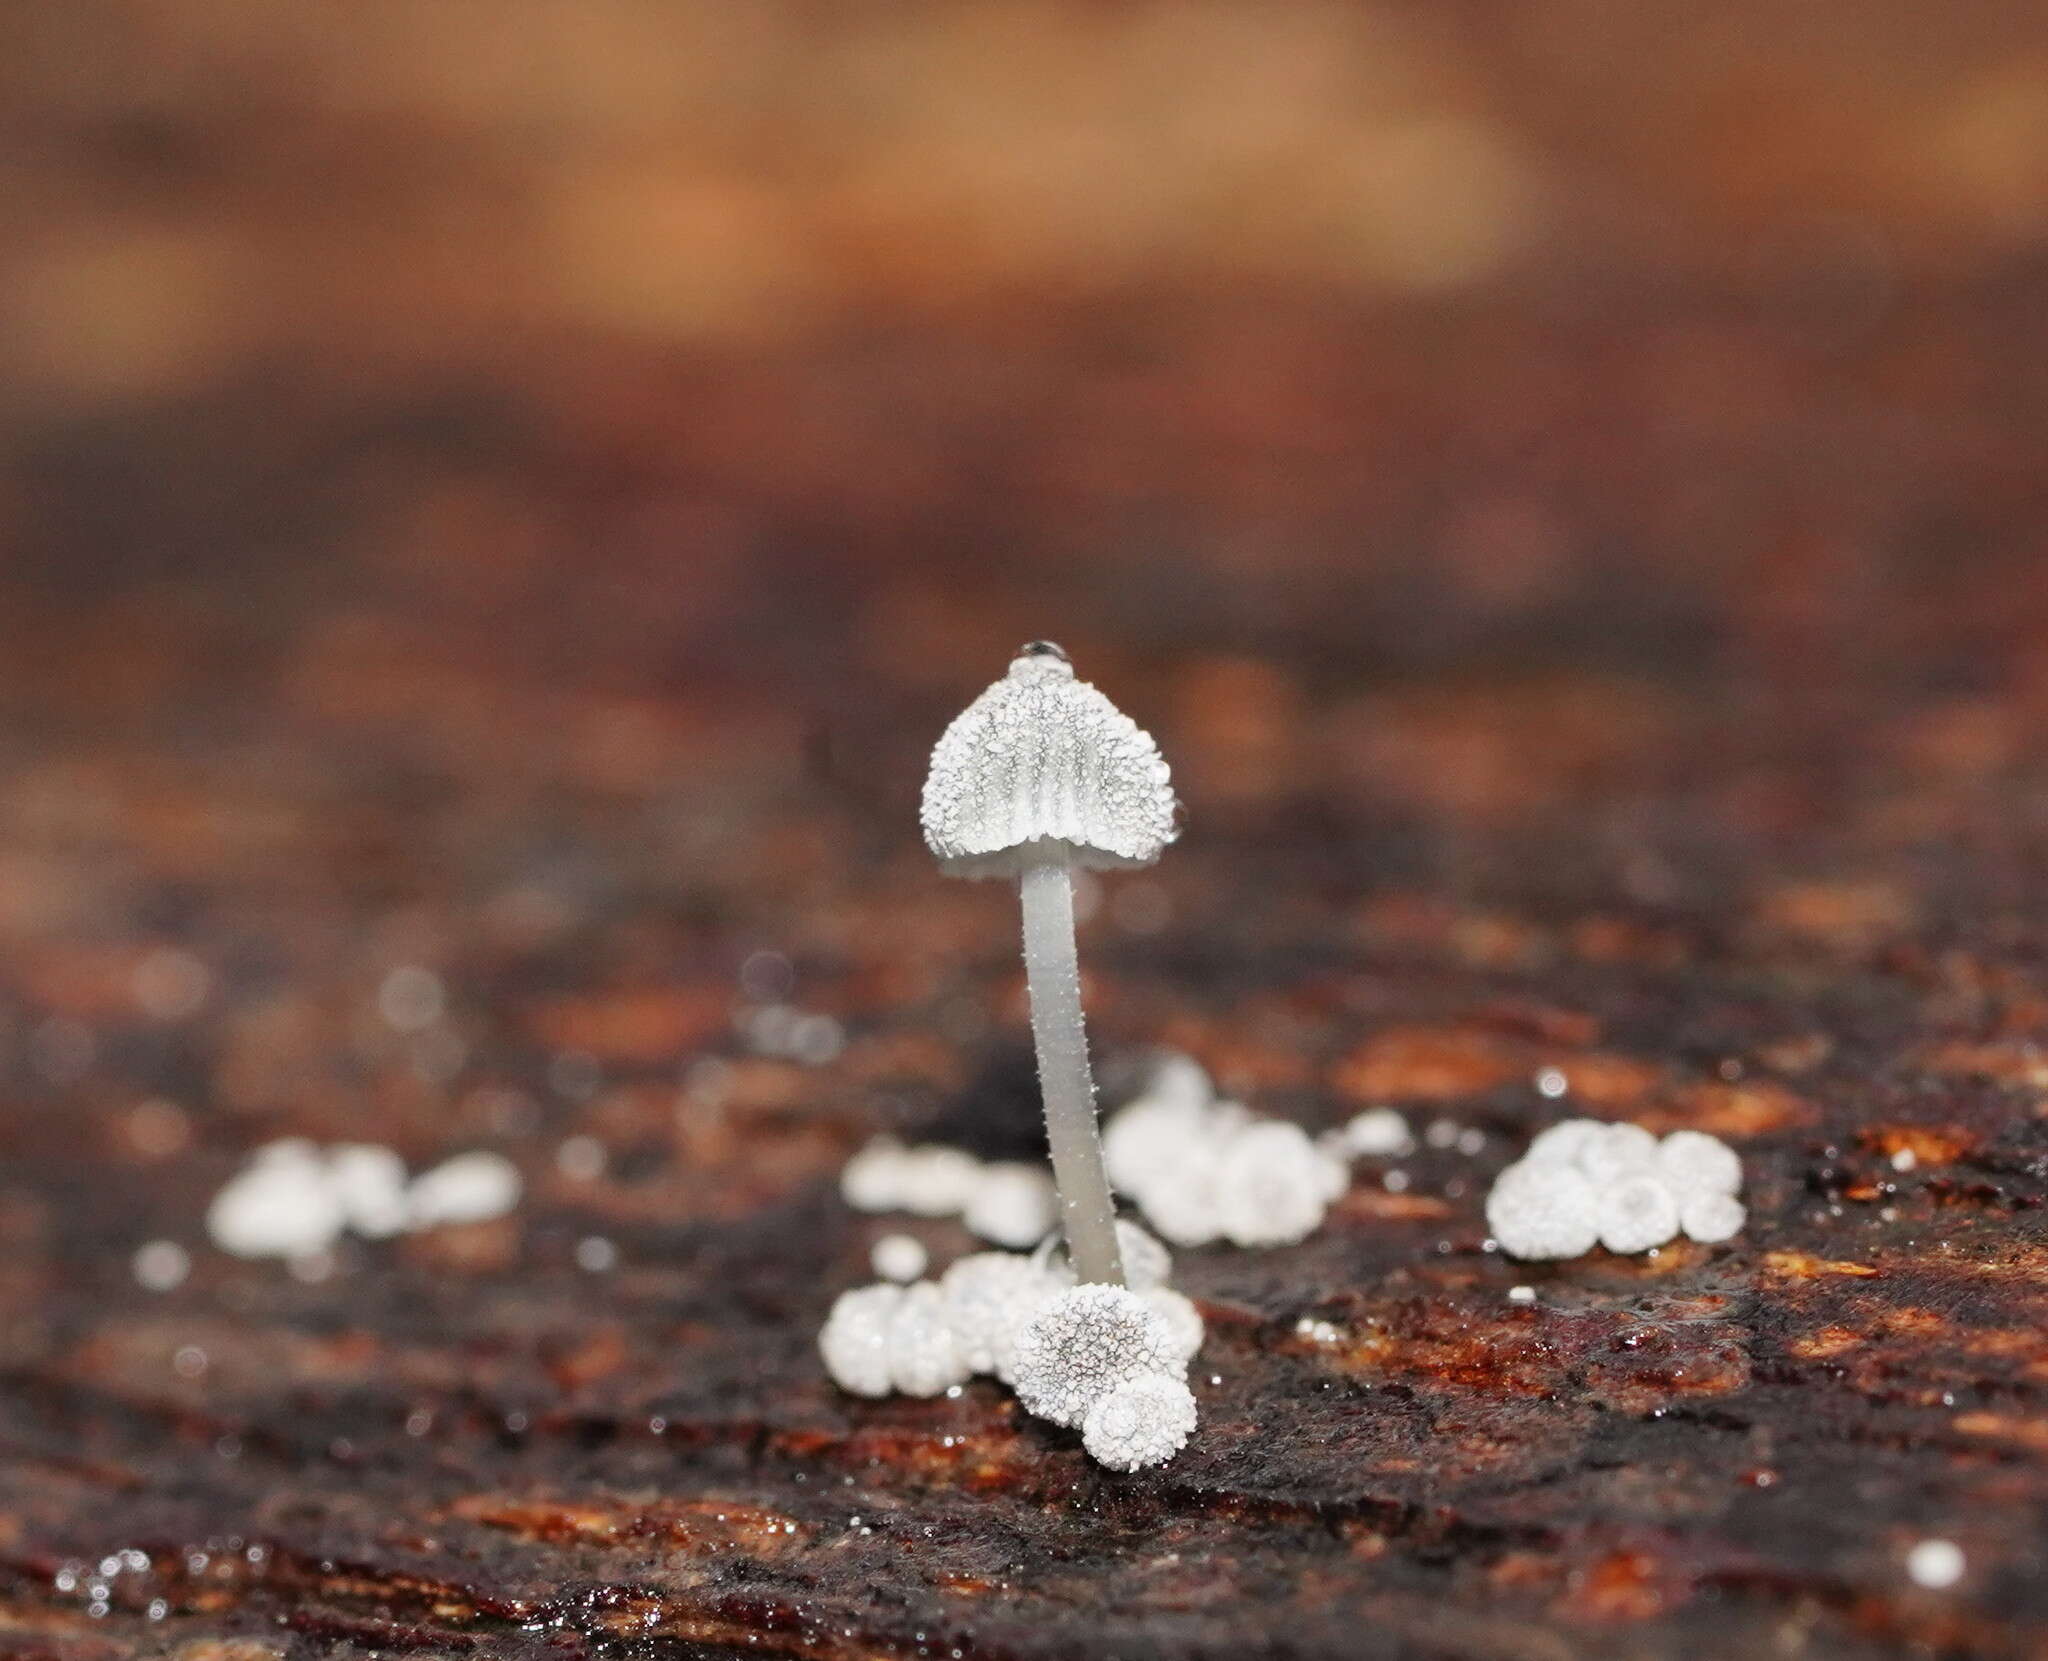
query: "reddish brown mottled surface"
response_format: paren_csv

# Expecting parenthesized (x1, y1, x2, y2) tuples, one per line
(1, 548, 2047, 1659)
(5, 6, 2048, 1651)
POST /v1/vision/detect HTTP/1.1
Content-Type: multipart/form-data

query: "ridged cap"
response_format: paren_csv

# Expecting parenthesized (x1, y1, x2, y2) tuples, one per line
(921, 643, 1178, 878)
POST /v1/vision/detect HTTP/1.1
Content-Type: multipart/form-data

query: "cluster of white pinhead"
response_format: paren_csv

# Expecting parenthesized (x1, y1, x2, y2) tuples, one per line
(1485, 1120, 1745, 1260)
(205, 1139, 522, 1261)
(819, 1218, 1204, 1471)
(839, 1136, 1059, 1249)
(1102, 1054, 1350, 1248)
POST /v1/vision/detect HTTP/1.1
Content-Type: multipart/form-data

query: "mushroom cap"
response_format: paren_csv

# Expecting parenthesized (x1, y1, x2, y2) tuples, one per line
(1213, 1120, 1331, 1248)
(1656, 1130, 1743, 1200)
(1103, 1092, 1212, 1196)
(895, 1144, 984, 1217)
(1596, 1172, 1683, 1254)
(1010, 1283, 1176, 1427)
(940, 1250, 1060, 1378)
(1485, 1160, 1601, 1260)
(1679, 1189, 1746, 1244)
(1342, 1107, 1415, 1158)
(1523, 1117, 1605, 1169)
(406, 1149, 523, 1230)
(1575, 1122, 1661, 1184)
(869, 1232, 928, 1282)
(839, 1135, 911, 1212)
(921, 644, 1179, 878)
(1082, 1371, 1198, 1471)
(888, 1280, 969, 1397)
(962, 1161, 1058, 1248)
(326, 1143, 411, 1240)
(818, 1282, 903, 1397)
(206, 1155, 348, 1259)
(1141, 1286, 1206, 1367)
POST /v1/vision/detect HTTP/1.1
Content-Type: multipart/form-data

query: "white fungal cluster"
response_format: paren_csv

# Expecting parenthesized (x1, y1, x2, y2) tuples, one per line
(839, 1135, 1057, 1248)
(1100, 1054, 1348, 1248)
(1486, 1121, 1745, 1260)
(818, 1222, 1204, 1471)
(205, 1140, 522, 1261)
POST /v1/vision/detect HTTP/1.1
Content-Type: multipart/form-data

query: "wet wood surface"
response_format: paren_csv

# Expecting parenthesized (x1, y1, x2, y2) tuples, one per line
(0, 565, 2045, 1659)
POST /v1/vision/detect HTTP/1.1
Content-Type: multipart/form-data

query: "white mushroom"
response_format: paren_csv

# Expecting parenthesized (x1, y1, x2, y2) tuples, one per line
(1341, 1107, 1415, 1158)
(839, 1135, 912, 1212)
(324, 1143, 410, 1239)
(1484, 1160, 1601, 1260)
(819, 1282, 903, 1398)
(1656, 1130, 1743, 1200)
(1082, 1372, 1198, 1472)
(1597, 1172, 1682, 1254)
(1311, 1142, 1351, 1204)
(1103, 1092, 1210, 1197)
(895, 1144, 985, 1217)
(963, 1161, 1058, 1248)
(888, 1281, 969, 1397)
(206, 1151, 348, 1260)
(922, 642, 1179, 1286)
(1523, 1118, 1605, 1169)
(1142, 1050, 1214, 1112)
(940, 1251, 1060, 1378)
(1575, 1122, 1660, 1185)
(1141, 1286, 1206, 1367)
(406, 1149, 522, 1229)
(1213, 1121, 1330, 1248)
(870, 1232, 928, 1282)
(1129, 1156, 1226, 1247)
(1010, 1283, 1176, 1427)
(1679, 1190, 1747, 1244)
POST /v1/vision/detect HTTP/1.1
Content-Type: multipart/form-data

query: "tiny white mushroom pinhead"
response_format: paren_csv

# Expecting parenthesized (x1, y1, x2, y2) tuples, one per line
(1485, 1160, 1601, 1261)
(1213, 1121, 1331, 1248)
(1129, 1148, 1226, 1247)
(1140, 1286, 1206, 1367)
(963, 1162, 1058, 1248)
(1656, 1130, 1743, 1200)
(870, 1232, 928, 1283)
(1523, 1118, 1604, 1168)
(1342, 1107, 1415, 1159)
(206, 1155, 348, 1260)
(940, 1251, 1060, 1377)
(840, 1135, 912, 1212)
(922, 642, 1180, 1287)
(896, 1145, 984, 1217)
(1082, 1371, 1198, 1472)
(1139, 1050, 1214, 1112)
(405, 1149, 523, 1229)
(1679, 1190, 1746, 1244)
(1575, 1122, 1660, 1185)
(1010, 1283, 1175, 1427)
(325, 1144, 411, 1239)
(1102, 1091, 1209, 1196)
(1597, 1173, 1682, 1254)
(819, 1282, 904, 1398)
(888, 1281, 969, 1397)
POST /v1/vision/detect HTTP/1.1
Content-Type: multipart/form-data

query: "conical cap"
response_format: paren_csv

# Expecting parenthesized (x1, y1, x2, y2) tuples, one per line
(921, 644, 1178, 878)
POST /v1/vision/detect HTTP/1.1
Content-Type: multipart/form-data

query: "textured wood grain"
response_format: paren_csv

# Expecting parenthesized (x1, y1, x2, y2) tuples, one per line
(0, 596, 2044, 1661)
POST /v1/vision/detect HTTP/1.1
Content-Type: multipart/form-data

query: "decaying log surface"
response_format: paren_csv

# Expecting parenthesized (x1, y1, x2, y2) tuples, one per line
(0, 600, 2044, 1661)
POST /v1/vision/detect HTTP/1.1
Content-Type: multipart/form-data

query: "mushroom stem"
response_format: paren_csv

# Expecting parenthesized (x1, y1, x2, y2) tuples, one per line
(1018, 856, 1126, 1286)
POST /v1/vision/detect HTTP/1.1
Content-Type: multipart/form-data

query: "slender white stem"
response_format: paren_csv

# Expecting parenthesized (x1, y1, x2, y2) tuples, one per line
(1018, 857, 1125, 1287)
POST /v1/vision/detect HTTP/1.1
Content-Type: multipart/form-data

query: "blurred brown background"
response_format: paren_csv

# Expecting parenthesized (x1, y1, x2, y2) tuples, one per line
(6, 8, 2048, 1658)
(5, 0, 2048, 708)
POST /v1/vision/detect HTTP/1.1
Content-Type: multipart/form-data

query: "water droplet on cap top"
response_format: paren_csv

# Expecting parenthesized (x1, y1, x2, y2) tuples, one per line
(1019, 640, 1068, 661)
